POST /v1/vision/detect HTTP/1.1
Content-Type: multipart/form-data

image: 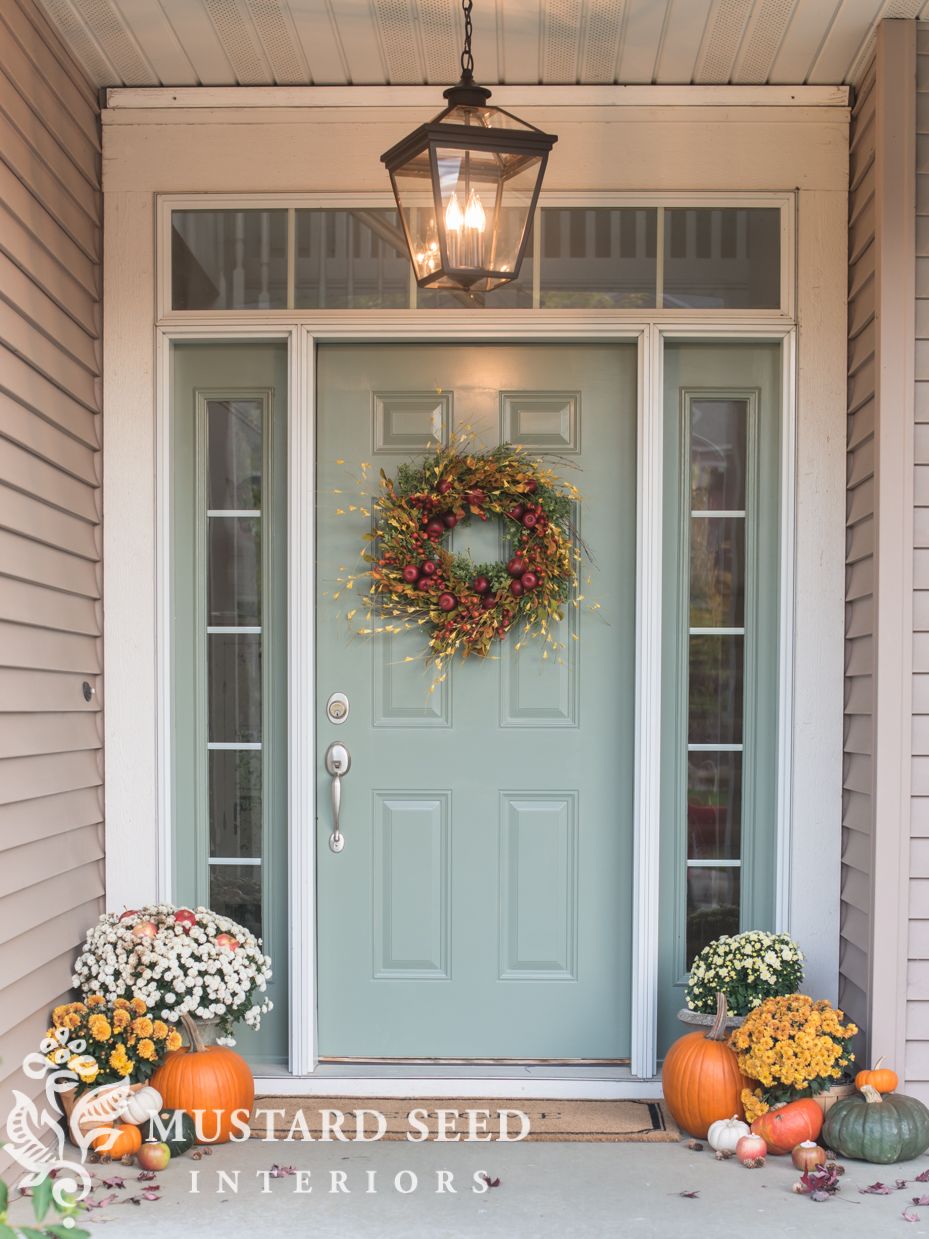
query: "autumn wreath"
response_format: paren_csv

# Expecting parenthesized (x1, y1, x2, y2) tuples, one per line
(363, 441, 580, 662)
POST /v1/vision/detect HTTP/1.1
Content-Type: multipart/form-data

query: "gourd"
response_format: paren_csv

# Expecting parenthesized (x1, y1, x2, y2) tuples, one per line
(854, 1058, 899, 1095)
(120, 1085, 163, 1126)
(150, 1013, 254, 1144)
(143, 1108, 197, 1156)
(661, 993, 753, 1139)
(823, 1085, 929, 1164)
(707, 1115, 750, 1153)
(90, 1122, 143, 1159)
(751, 1098, 823, 1154)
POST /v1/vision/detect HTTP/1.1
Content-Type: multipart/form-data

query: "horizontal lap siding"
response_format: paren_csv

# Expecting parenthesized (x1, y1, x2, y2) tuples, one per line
(0, 0, 102, 1165)
(843, 58, 876, 1049)
(913, 31, 929, 1105)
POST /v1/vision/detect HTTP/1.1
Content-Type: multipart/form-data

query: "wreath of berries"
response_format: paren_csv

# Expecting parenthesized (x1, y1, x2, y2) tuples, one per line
(366, 441, 579, 662)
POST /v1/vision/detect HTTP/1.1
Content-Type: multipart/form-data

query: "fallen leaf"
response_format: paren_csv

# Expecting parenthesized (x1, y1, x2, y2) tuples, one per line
(480, 1174, 501, 1189)
(137, 1171, 157, 1182)
(916, 1170, 929, 1183)
(810, 1190, 831, 1202)
(100, 1176, 126, 1189)
(86, 1193, 119, 1211)
(898, 1180, 910, 1190)
(902, 1209, 921, 1223)
(269, 1165, 297, 1178)
(678, 1190, 700, 1198)
(141, 1190, 161, 1201)
(860, 1183, 895, 1195)
(913, 1196, 929, 1206)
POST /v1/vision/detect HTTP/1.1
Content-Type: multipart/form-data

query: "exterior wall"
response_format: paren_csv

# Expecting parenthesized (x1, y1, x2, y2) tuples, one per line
(0, 0, 103, 1147)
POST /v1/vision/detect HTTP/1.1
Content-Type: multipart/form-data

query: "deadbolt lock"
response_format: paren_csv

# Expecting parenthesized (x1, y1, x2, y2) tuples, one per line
(326, 692, 349, 724)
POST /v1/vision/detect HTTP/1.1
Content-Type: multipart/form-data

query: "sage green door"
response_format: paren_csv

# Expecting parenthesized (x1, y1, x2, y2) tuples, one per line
(316, 344, 637, 1060)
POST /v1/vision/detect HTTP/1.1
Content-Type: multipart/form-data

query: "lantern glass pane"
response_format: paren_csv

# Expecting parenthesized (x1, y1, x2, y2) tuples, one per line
(438, 104, 539, 134)
(390, 156, 442, 284)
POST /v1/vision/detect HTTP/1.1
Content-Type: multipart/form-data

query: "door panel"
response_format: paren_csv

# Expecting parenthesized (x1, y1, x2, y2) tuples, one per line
(315, 344, 637, 1060)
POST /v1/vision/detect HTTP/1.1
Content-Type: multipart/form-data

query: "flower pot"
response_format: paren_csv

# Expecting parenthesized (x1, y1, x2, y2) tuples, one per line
(60, 1080, 147, 1145)
(677, 1007, 745, 1031)
(811, 1079, 856, 1117)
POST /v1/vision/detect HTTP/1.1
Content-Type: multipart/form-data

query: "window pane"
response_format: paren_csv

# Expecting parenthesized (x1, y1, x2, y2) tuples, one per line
(688, 635, 744, 744)
(690, 401, 747, 510)
(295, 209, 411, 309)
(689, 517, 745, 628)
(209, 517, 261, 626)
(207, 400, 263, 511)
(688, 752, 742, 860)
(663, 208, 780, 309)
(210, 864, 262, 939)
(540, 208, 657, 308)
(172, 210, 287, 310)
(687, 867, 740, 964)
(209, 751, 262, 858)
(208, 634, 262, 743)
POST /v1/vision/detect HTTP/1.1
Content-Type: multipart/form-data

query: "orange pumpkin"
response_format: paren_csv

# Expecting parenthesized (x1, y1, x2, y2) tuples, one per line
(751, 1098, 823, 1154)
(151, 1013, 254, 1144)
(90, 1122, 142, 1159)
(855, 1057, 899, 1094)
(662, 993, 753, 1139)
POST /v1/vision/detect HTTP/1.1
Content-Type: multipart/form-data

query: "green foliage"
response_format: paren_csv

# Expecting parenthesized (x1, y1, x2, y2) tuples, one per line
(0, 1175, 89, 1239)
(685, 930, 804, 1016)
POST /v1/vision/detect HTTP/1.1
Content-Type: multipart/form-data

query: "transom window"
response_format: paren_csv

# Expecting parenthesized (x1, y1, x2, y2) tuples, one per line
(165, 199, 788, 314)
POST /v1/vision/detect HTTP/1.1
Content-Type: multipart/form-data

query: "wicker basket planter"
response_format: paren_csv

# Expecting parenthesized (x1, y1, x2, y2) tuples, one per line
(59, 1080, 147, 1144)
(810, 1079, 856, 1116)
(677, 1007, 745, 1031)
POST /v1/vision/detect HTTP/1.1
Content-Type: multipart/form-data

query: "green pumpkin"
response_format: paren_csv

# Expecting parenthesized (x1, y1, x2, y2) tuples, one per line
(143, 1108, 197, 1156)
(823, 1086, 929, 1164)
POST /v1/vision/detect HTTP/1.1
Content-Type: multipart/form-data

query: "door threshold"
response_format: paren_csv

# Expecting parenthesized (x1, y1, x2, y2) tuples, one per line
(318, 1057, 632, 1067)
(254, 1062, 662, 1101)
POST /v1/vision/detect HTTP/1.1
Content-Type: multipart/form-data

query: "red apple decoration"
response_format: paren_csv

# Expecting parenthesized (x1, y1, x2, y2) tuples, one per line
(465, 489, 484, 506)
(509, 504, 525, 521)
(401, 564, 419, 583)
(132, 921, 158, 939)
(420, 560, 437, 576)
(137, 1142, 171, 1172)
(472, 575, 489, 594)
(215, 932, 240, 951)
(174, 908, 197, 933)
(735, 1133, 767, 1167)
(417, 576, 433, 590)
(426, 519, 445, 539)
(520, 571, 538, 590)
(443, 513, 458, 528)
(118, 909, 139, 922)
(481, 595, 497, 610)
(438, 479, 452, 495)
(438, 593, 457, 612)
(507, 557, 526, 577)
(524, 479, 538, 493)
(522, 512, 538, 528)
(510, 580, 524, 597)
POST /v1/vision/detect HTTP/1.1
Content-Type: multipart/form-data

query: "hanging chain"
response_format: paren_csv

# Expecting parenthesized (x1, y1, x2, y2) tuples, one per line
(460, 0, 474, 79)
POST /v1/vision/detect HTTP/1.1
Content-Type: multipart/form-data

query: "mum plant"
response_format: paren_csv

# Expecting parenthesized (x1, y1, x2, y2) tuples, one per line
(72, 904, 272, 1044)
(43, 995, 181, 1089)
(730, 993, 858, 1122)
(685, 930, 804, 1016)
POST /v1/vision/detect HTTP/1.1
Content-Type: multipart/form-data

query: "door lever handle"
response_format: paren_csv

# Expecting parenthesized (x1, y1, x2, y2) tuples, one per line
(325, 742, 351, 853)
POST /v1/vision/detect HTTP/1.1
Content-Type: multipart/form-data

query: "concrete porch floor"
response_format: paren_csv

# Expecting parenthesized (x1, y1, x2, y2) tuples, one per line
(14, 1137, 929, 1237)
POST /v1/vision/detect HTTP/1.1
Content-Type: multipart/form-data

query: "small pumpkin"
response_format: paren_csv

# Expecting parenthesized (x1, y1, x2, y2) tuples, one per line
(121, 1085, 163, 1126)
(150, 1013, 254, 1144)
(90, 1122, 143, 1159)
(751, 1098, 823, 1154)
(854, 1057, 899, 1095)
(707, 1115, 750, 1154)
(823, 1084, 929, 1164)
(143, 1108, 197, 1157)
(662, 993, 754, 1139)
(791, 1140, 826, 1171)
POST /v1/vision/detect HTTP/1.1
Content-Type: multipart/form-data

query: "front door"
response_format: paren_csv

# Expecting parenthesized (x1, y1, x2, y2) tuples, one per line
(316, 344, 636, 1060)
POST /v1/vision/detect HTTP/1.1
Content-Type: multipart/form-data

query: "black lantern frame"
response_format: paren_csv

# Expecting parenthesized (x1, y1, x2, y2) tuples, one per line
(380, 9, 557, 294)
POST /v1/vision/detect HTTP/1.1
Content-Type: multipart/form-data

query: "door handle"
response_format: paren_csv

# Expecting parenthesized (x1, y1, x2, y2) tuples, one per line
(325, 742, 351, 853)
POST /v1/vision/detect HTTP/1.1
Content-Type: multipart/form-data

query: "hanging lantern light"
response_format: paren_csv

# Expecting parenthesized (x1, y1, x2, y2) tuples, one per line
(381, 0, 557, 294)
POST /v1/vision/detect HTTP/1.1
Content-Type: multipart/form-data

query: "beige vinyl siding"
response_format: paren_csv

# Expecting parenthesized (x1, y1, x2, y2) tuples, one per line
(0, 0, 102, 1159)
(842, 55, 877, 1051)
(911, 27, 929, 1103)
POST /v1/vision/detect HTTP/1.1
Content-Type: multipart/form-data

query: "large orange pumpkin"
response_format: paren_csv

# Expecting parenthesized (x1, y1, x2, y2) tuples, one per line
(751, 1098, 823, 1154)
(151, 1013, 254, 1144)
(662, 993, 753, 1139)
(90, 1122, 142, 1159)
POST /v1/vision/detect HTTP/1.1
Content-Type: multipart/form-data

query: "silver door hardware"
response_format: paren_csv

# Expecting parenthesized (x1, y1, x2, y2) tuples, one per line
(325, 742, 351, 853)
(326, 692, 349, 724)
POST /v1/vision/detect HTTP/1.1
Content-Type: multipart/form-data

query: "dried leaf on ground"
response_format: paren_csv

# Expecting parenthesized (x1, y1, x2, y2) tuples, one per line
(902, 1209, 921, 1223)
(678, 1190, 700, 1198)
(480, 1174, 501, 1188)
(860, 1183, 895, 1195)
(269, 1165, 297, 1178)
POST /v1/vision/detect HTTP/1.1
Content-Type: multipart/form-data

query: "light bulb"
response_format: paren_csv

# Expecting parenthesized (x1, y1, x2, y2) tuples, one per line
(445, 194, 464, 232)
(464, 189, 486, 232)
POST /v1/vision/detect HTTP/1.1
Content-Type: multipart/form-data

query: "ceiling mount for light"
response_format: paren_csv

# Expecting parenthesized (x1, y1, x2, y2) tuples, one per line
(380, 0, 557, 294)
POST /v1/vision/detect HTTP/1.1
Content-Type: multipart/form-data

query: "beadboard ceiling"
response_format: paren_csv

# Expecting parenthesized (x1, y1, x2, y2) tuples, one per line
(32, 0, 929, 89)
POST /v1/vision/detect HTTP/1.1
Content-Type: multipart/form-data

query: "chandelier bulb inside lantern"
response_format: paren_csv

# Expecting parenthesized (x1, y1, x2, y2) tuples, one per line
(464, 189, 486, 232)
(445, 194, 464, 233)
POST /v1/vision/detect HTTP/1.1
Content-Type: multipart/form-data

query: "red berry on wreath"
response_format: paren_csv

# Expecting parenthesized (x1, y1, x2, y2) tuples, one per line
(465, 488, 484, 506)
(417, 576, 433, 590)
(507, 557, 526, 577)
(438, 593, 457, 611)
(496, 627, 507, 638)
(481, 595, 497, 610)
(426, 519, 445, 539)
(510, 580, 524, 597)
(472, 575, 490, 594)
(525, 478, 538, 493)
(438, 479, 452, 495)
(521, 571, 539, 590)
(509, 504, 525, 521)
(421, 560, 437, 576)
(522, 512, 538, 528)
(443, 512, 458, 528)
(402, 564, 419, 584)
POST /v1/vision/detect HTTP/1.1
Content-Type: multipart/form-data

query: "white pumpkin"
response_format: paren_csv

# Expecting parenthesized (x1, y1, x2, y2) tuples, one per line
(707, 1115, 751, 1153)
(120, 1085, 163, 1126)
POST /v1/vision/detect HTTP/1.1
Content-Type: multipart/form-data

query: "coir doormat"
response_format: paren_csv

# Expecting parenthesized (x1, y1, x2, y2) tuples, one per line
(254, 1098, 679, 1143)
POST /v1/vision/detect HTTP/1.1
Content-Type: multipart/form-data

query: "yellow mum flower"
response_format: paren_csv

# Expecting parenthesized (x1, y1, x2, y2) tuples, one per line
(113, 1008, 130, 1031)
(88, 1015, 112, 1041)
(86, 994, 105, 1007)
(132, 1017, 154, 1038)
(137, 1038, 156, 1061)
(131, 998, 147, 1015)
(114, 998, 130, 1010)
(152, 1020, 169, 1039)
(108, 1046, 128, 1070)
(166, 1030, 182, 1051)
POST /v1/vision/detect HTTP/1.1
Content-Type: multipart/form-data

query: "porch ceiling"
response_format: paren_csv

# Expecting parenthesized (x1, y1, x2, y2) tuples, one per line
(31, 0, 929, 91)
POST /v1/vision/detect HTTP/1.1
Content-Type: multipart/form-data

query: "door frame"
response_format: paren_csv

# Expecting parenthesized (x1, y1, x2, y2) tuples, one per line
(153, 319, 798, 1096)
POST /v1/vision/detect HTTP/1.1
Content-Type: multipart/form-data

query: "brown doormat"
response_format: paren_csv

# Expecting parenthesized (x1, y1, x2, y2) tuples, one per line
(254, 1097, 679, 1143)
